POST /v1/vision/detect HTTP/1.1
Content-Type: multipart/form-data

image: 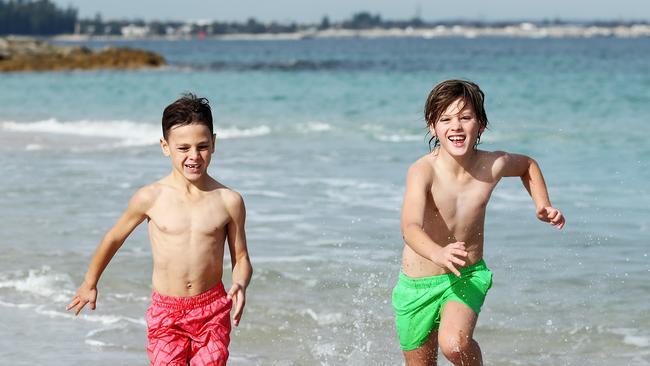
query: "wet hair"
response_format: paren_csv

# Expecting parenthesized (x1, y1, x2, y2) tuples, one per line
(162, 92, 213, 140)
(424, 79, 488, 150)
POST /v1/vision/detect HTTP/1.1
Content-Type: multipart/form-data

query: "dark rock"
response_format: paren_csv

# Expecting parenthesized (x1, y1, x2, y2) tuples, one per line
(0, 36, 165, 72)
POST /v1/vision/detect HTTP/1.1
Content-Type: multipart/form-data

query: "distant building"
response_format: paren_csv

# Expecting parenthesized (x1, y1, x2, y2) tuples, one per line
(121, 25, 150, 38)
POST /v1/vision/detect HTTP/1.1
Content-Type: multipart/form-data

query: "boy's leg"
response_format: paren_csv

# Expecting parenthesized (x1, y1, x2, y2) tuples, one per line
(188, 286, 231, 366)
(403, 331, 439, 366)
(146, 333, 190, 366)
(438, 301, 482, 366)
(147, 303, 191, 366)
(189, 340, 228, 366)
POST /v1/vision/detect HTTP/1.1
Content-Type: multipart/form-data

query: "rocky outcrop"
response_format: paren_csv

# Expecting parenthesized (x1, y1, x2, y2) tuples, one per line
(0, 37, 165, 72)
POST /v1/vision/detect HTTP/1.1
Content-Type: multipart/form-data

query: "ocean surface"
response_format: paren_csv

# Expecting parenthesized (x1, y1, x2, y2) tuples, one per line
(0, 37, 649, 365)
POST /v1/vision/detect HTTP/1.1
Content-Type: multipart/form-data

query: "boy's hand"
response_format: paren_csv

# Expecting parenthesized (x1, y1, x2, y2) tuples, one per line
(227, 282, 246, 327)
(536, 206, 566, 229)
(66, 280, 97, 316)
(431, 241, 468, 277)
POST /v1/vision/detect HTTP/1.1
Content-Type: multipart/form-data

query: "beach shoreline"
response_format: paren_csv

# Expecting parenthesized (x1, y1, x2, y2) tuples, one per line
(51, 22, 650, 42)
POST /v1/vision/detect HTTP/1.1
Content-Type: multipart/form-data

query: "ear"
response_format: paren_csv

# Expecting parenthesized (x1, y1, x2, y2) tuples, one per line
(160, 138, 170, 156)
(428, 124, 436, 138)
(211, 134, 216, 152)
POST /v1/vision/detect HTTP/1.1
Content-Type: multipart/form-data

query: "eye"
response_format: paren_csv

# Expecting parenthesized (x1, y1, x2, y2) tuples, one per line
(198, 145, 209, 150)
(178, 147, 189, 151)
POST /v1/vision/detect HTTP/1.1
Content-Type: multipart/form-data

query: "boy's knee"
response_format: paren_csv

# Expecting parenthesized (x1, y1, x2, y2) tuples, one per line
(438, 333, 473, 363)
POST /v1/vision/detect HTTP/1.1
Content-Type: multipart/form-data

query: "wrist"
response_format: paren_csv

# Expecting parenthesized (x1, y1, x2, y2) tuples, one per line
(428, 247, 442, 263)
(83, 276, 98, 288)
(232, 281, 247, 290)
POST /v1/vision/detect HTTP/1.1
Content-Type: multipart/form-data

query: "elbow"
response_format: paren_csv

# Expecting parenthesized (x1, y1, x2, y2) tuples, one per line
(401, 223, 421, 244)
(520, 157, 538, 179)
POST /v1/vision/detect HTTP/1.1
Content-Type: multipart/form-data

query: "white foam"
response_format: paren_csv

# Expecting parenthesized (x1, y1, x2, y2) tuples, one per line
(0, 266, 73, 302)
(312, 342, 337, 357)
(244, 189, 287, 198)
(297, 121, 332, 133)
(217, 125, 271, 138)
(301, 308, 344, 326)
(85, 339, 110, 347)
(2, 119, 160, 146)
(35, 306, 146, 326)
(25, 144, 43, 151)
(86, 325, 125, 338)
(360, 123, 422, 142)
(611, 328, 650, 348)
(1, 119, 271, 149)
(296, 177, 382, 190)
(0, 300, 36, 309)
(623, 335, 650, 348)
(112, 293, 149, 303)
(375, 133, 422, 142)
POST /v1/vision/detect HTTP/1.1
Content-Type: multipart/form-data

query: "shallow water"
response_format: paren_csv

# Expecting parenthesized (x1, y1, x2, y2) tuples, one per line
(0, 37, 649, 365)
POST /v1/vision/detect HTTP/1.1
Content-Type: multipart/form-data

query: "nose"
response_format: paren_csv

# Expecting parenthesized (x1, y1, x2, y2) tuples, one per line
(189, 147, 201, 159)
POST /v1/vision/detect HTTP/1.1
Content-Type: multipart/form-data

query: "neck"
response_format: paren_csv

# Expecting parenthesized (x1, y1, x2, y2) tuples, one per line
(435, 147, 479, 177)
(169, 170, 212, 194)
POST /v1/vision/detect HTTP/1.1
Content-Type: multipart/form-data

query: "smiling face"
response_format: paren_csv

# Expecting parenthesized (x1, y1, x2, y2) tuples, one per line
(431, 97, 484, 157)
(160, 123, 215, 182)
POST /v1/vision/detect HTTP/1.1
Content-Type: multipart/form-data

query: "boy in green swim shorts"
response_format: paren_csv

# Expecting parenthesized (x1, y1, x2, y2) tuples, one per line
(393, 80, 565, 366)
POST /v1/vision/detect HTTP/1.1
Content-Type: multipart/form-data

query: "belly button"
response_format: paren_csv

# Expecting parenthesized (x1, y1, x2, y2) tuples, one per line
(186, 283, 192, 289)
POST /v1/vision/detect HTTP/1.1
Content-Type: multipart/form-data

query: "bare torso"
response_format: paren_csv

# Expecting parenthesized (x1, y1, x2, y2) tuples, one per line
(145, 178, 233, 296)
(402, 150, 504, 277)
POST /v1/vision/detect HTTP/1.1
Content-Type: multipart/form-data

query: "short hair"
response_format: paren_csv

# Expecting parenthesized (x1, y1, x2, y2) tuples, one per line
(162, 93, 213, 140)
(424, 79, 488, 150)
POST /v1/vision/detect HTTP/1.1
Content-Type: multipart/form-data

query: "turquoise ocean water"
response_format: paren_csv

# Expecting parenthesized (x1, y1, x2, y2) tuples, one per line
(0, 37, 649, 365)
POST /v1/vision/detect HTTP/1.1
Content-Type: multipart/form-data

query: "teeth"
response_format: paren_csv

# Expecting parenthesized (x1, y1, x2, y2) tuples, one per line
(449, 136, 465, 141)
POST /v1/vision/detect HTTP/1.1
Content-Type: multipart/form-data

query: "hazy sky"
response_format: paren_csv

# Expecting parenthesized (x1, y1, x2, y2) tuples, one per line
(52, 0, 650, 22)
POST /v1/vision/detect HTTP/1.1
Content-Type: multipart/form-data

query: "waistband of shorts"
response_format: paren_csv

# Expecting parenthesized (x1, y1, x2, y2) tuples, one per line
(151, 282, 226, 310)
(398, 259, 488, 289)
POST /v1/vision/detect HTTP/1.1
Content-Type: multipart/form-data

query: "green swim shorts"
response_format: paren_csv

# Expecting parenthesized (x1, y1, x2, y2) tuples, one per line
(391, 260, 493, 351)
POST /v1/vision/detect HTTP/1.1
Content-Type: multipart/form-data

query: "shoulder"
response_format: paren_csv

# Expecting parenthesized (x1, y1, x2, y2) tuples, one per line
(407, 155, 435, 180)
(131, 182, 163, 207)
(481, 150, 510, 165)
(218, 187, 245, 215)
(479, 150, 532, 178)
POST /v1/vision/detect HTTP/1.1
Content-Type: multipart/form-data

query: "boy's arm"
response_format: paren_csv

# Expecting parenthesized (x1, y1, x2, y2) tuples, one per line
(66, 187, 153, 316)
(498, 152, 565, 229)
(224, 191, 252, 327)
(400, 163, 468, 276)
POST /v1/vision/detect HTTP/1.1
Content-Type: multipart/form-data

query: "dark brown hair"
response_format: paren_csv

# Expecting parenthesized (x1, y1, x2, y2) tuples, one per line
(424, 79, 488, 150)
(162, 92, 213, 140)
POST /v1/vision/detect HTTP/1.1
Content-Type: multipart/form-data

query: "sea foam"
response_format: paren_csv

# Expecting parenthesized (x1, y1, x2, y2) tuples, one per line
(0, 266, 73, 303)
(1, 119, 271, 149)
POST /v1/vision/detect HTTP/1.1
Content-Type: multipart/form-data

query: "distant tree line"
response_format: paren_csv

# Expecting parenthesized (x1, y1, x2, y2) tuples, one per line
(0, 0, 76, 35)
(1, 2, 647, 37)
(77, 16, 301, 36)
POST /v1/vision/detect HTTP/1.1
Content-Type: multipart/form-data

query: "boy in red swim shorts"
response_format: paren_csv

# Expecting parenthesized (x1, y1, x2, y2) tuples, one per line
(67, 93, 253, 365)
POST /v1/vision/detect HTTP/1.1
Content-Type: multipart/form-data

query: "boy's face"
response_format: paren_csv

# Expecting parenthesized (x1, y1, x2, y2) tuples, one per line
(160, 123, 215, 182)
(431, 98, 484, 157)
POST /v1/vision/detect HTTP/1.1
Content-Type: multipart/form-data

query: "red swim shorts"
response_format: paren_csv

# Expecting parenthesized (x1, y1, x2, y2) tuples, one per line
(146, 283, 232, 366)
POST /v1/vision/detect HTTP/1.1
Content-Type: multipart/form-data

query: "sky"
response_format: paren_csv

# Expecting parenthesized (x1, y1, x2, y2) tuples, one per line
(51, 0, 650, 22)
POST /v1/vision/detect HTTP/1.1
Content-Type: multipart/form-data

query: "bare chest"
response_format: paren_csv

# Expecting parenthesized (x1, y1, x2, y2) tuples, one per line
(429, 178, 496, 219)
(147, 194, 230, 236)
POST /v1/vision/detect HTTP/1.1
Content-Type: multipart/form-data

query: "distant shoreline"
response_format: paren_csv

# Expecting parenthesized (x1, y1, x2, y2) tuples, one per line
(52, 23, 650, 41)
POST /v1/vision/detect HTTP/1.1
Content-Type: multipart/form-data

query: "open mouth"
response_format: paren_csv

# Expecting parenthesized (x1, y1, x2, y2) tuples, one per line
(184, 163, 201, 173)
(448, 135, 466, 147)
